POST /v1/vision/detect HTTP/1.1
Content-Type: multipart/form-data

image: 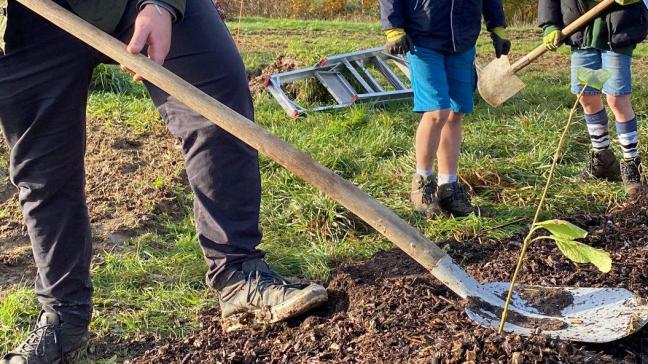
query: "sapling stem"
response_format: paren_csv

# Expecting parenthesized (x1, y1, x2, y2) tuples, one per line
(497, 85, 589, 334)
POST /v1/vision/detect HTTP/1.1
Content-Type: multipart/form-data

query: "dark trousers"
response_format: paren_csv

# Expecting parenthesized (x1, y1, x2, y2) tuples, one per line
(0, 0, 264, 326)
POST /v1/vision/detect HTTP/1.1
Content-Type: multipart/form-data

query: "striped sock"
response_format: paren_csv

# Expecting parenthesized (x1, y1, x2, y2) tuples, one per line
(584, 109, 610, 150)
(616, 118, 638, 159)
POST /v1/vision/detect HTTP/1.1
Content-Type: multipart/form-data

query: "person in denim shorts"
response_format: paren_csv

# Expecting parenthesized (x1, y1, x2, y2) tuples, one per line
(379, 0, 510, 217)
(540, 0, 648, 196)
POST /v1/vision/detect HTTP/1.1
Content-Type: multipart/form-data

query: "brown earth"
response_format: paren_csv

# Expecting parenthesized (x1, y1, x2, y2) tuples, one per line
(518, 287, 574, 316)
(248, 55, 301, 95)
(0, 119, 187, 291)
(126, 192, 648, 363)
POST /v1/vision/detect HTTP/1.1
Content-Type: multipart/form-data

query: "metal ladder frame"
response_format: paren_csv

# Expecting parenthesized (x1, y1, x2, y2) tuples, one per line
(265, 47, 413, 117)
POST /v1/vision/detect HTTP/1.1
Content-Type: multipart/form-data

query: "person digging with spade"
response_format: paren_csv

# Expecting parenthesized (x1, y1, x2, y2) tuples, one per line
(379, 0, 511, 218)
(539, 0, 648, 197)
(0, 0, 328, 362)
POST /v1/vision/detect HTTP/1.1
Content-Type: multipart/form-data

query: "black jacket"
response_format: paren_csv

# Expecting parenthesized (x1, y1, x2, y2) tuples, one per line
(380, 0, 507, 53)
(538, 0, 648, 49)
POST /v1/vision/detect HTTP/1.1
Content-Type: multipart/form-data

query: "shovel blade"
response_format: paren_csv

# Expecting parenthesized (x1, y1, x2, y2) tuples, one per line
(477, 56, 525, 108)
(466, 282, 648, 343)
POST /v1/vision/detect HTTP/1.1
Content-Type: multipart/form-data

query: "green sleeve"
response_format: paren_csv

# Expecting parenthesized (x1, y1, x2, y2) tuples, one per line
(138, 0, 186, 22)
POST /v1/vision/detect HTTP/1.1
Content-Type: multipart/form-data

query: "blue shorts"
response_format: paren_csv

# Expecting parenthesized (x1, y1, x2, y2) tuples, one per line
(407, 46, 477, 114)
(571, 49, 633, 96)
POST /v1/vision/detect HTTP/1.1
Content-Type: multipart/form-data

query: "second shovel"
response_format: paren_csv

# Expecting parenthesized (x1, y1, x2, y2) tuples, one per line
(477, 0, 615, 107)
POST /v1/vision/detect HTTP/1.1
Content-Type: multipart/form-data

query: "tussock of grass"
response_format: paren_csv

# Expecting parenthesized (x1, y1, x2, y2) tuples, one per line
(90, 215, 214, 339)
(0, 288, 40, 346)
(87, 92, 160, 131)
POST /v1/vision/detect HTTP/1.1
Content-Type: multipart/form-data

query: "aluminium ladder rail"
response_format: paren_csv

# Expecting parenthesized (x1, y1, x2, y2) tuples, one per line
(265, 47, 413, 117)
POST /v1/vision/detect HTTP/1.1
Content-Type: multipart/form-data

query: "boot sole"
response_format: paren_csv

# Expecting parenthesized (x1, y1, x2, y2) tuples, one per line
(625, 183, 647, 197)
(222, 284, 328, 333)
(440, 208, 475, 218)
(410, 195, 442, 219)
(413, 208, 443, 219)
(579, 173, 621, 182)
(438, 201, 478, 218)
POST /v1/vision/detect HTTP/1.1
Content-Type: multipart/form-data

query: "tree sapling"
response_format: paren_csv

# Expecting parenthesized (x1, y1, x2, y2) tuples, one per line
(498, 68, 613, 333)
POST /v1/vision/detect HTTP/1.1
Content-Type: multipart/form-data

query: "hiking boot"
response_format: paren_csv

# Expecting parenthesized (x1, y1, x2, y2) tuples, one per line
(218, 259, 328, 332)
(1, 310, 89, 364)
(410, 174, 442, 218)
(620, 157, 646, 197)
(579, 148, 621, 181)
(437, 182, 476, 217)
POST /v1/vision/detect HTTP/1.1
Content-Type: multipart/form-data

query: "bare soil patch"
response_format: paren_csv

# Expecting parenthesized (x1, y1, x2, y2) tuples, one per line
(518, 287, 574, 316)
(0, 119, 187, 288)
(248, 55, 301, 94)
(126, 192, 648, 363)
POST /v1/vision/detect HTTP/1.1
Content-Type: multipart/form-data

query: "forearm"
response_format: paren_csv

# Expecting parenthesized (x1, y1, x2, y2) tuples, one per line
(482, 0, 507, 31)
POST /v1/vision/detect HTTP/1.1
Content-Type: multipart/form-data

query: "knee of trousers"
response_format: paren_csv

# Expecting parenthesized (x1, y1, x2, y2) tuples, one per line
(9, 147, 86, 209)
(160, 101, 258, 158)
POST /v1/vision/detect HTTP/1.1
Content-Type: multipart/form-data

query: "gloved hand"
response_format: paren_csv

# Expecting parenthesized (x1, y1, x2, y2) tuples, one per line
(543, 25, 561, 51)
(490, 27, 511, 58)
(615, 0, 640, 5)
(384, 28, 415, 55)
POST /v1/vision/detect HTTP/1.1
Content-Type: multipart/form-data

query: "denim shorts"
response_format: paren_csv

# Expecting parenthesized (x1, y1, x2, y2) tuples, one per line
(571, 48, 633, 96)
(407, 46, 477, 113)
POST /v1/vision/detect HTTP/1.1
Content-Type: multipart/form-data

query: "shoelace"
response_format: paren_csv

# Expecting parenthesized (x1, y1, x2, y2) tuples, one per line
(421, 180, 437, 205)
(17, 322, 60, 358)
(622, 161, 641, 183)
(585, 151, 604, 174)
(245, 269, 301, 306)
(450, 184, 472, 207)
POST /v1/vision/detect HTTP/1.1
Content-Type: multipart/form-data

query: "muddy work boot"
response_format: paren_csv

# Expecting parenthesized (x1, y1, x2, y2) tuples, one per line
(579, 148, 621, 181)
(410, 174, 442, 218)
(620, 157, 647, 197)
(437, 182, 476, 217)
(218, 259, 328, 332)
(1, 310, 89, 364)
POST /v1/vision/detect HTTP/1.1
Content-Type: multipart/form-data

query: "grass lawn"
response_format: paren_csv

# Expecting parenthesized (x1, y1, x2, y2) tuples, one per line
(0, 17, 646, 361)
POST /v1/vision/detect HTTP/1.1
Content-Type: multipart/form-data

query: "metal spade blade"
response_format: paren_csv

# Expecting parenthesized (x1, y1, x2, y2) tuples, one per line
(466, 283, 648, 343)
(477, 56, 525, 108)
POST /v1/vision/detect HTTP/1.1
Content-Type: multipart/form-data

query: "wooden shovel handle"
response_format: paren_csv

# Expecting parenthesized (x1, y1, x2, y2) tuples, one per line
(511, 0, 616, 73)
(16, 0, 458, 284)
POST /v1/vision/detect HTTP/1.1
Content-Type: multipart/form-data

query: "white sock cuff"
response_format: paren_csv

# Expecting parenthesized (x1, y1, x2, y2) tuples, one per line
(437, 173, 457, 185)
(416, 168, 434, 178)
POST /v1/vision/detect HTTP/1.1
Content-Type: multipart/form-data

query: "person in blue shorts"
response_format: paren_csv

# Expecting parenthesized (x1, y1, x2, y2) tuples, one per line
(379, 0, 510, 217)
(540, 0, 648, 197)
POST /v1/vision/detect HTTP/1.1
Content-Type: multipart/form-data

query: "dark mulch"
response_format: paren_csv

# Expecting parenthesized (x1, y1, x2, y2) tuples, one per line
(127, 193, 647, 363)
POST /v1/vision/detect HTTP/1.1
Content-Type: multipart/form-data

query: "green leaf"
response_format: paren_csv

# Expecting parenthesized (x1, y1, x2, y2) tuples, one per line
(536, 219, 587, 240)
(577, 67, 611, 90)
(554, 238, 612, 273)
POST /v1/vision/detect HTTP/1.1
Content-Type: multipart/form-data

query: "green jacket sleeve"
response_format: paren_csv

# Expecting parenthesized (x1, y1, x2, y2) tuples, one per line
(138, 0, 186, 22)
(67, 0, 129, 32)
